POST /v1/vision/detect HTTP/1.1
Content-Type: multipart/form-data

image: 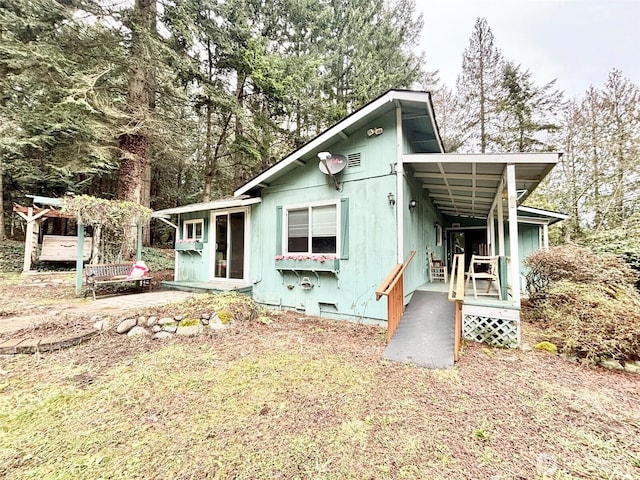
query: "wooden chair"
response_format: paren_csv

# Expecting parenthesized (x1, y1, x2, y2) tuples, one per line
(429, 253, 447, 283)
(465, 255, 502, 300)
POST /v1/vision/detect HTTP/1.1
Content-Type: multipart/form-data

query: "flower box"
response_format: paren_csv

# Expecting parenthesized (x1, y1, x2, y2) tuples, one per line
(275, 256, 340, 273)
(175, 241, 204, 252)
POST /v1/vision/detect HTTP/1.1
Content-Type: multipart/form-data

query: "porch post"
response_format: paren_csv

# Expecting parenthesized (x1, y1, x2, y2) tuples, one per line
(506, 164, 520, 306)
(542, 223, 549, 249)
(497, 188, 505, 256)
(395, 105, 404, 264)
(75, 223, 85, 295)
(487, 212, 495, 255)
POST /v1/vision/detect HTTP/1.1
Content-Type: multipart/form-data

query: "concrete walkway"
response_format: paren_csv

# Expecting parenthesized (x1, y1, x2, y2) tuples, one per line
(383, 291, 455, 369)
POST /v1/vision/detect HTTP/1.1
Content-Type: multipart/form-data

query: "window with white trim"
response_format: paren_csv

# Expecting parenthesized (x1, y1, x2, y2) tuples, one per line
(183, 219, 204, 241)
(285, 203, 338, 254)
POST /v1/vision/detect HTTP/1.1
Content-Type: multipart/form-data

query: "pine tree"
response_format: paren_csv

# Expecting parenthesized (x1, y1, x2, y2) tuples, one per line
(496, 61, 564, 152)
(456, 18, 504, 153)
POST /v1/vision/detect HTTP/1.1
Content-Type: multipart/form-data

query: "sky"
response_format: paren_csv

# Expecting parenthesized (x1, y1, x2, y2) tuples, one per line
(416, 0, 640, 97)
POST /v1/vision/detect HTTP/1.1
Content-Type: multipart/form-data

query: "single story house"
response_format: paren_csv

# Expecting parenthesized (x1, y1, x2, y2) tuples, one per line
(153, 89, 566, 347)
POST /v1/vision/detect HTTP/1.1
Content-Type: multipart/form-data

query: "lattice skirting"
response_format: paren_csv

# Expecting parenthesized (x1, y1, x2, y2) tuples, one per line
(462, 305, 520, 348)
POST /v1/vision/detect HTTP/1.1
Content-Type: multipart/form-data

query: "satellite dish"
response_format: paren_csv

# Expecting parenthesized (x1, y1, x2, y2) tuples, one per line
(318, 153, 347, 175)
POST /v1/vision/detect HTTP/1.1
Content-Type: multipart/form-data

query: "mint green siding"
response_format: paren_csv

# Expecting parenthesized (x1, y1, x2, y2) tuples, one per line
(249, 114, 399, 322)
(176, 211, 211, 282)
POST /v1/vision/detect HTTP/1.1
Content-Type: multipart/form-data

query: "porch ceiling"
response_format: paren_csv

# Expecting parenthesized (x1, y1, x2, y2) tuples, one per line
(404, 153, 561, 219)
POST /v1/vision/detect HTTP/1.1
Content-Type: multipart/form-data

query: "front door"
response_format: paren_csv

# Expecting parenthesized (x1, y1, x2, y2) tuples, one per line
(212, 210, 246, 280)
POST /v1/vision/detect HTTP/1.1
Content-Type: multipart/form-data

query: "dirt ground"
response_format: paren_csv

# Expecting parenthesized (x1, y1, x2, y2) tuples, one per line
(0, 274, 639, 479)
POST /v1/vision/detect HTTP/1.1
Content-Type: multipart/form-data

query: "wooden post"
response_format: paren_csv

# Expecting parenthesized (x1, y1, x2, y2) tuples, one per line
(75, 223, 85, 295)
(22, 207, 34, 273)
(506, 164, 520, 306)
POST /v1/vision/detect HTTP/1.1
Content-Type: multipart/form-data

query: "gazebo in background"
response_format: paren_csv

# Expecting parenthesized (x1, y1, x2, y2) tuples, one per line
(13, 195, 143, 295)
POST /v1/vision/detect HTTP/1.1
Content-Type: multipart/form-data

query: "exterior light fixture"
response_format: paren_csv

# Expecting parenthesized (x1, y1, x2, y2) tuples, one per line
(409, 200, 417, 212)
(387, 192, 395, 206)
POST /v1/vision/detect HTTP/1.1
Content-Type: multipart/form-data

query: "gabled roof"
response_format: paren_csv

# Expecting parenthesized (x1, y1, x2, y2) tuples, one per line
(234, 89, 443, 197)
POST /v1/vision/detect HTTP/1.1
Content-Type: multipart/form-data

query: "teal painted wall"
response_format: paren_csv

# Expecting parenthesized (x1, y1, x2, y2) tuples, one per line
(176, 211, 211, 281)
(504, 223, 541, 275)
(402, 172, 444, 295)
(250, 112, 400, 322)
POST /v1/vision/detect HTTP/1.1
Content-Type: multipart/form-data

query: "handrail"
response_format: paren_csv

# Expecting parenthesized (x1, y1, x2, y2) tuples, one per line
(375, 250, 416, 341)
(448, 253, 465, 362)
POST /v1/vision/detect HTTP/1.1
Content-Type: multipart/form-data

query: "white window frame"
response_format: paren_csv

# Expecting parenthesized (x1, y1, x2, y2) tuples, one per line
(209, 207, 251, 283)
(283, 200, 340, 256)
(183, 219, 204, 241)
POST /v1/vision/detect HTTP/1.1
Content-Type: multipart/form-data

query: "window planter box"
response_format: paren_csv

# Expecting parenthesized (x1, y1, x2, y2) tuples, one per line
(175, 241, 204, 253)
(275, 257, 340, 273)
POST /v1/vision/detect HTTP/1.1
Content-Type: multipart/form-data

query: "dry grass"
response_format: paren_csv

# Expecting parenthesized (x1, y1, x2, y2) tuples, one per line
(1, 312, 639, 480)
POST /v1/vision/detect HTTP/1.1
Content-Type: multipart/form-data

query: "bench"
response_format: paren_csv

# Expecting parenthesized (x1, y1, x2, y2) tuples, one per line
(84, 263, 152, 300)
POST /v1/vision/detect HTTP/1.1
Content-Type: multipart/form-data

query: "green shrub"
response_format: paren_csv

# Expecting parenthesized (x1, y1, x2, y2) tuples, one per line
(524, 244, 636, 301)
(525, 245, 640, 363)
(0, 240, 24, 272)
(142, 247, 175, 271)
(531, 280, 640, 363)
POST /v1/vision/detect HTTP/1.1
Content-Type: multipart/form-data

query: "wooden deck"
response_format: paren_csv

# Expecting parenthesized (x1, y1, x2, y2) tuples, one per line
(417, 280, 519, 310)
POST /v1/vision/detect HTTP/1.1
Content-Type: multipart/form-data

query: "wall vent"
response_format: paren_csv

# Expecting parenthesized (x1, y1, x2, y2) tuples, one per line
(347, 152, 361, 168)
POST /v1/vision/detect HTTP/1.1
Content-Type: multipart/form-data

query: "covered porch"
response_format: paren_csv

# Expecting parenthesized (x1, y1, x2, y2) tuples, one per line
(404, 152, 562, 349)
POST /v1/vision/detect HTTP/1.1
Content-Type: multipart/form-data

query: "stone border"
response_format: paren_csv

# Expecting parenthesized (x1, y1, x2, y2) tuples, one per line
(101, 310, 233, 340)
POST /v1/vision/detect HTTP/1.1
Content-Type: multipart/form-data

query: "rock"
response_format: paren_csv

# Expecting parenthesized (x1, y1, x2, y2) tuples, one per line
(146, 316, 158, 327)
(158, 317, 174, 326)
(153, 331, 173, 340)
(152, 325, 161, 333)
(600, 358, 624, 371)
(200, 313, 209, 320)
(201, 317, 210, 326)
(520, 342, 533, 352)
(560, 353, 578, 363)
(623, 362, 640, 374)
(138, 316, 147, 325)
(116, 318, 137, 334)
(176, 323, 203, 337)
(174, 315, 184, 321)
(163, 325, 178, 334)
(93, 319, 110, 331)
(209, 313, 230, 330)
(127, 326, 150, 337)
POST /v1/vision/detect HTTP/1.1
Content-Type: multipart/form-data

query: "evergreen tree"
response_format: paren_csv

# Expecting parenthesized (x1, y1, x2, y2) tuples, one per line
(496, 61, 564, 152)
(456, 17, 504, 153)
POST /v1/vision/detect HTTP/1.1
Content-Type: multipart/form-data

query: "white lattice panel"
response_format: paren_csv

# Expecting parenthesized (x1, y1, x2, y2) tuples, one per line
(462, 305, 520, 348)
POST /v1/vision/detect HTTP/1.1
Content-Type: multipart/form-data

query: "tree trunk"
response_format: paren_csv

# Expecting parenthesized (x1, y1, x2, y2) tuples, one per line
(0, 156, 5, 241)
(117, 0, 156, 258)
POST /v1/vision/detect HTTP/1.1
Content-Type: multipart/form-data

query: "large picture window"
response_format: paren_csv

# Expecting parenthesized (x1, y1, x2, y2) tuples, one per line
(286, 203, 337, 254)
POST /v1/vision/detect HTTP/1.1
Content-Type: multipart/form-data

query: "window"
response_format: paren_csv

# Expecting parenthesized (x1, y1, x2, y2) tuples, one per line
(183, 219, 204, 241)
(285, 203, 337, 254)
(435, 223, 443, 247)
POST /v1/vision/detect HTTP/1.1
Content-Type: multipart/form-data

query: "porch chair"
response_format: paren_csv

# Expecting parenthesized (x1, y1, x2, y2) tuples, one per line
(429, 253, 447, 283)
(465, 255, 502, 300)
